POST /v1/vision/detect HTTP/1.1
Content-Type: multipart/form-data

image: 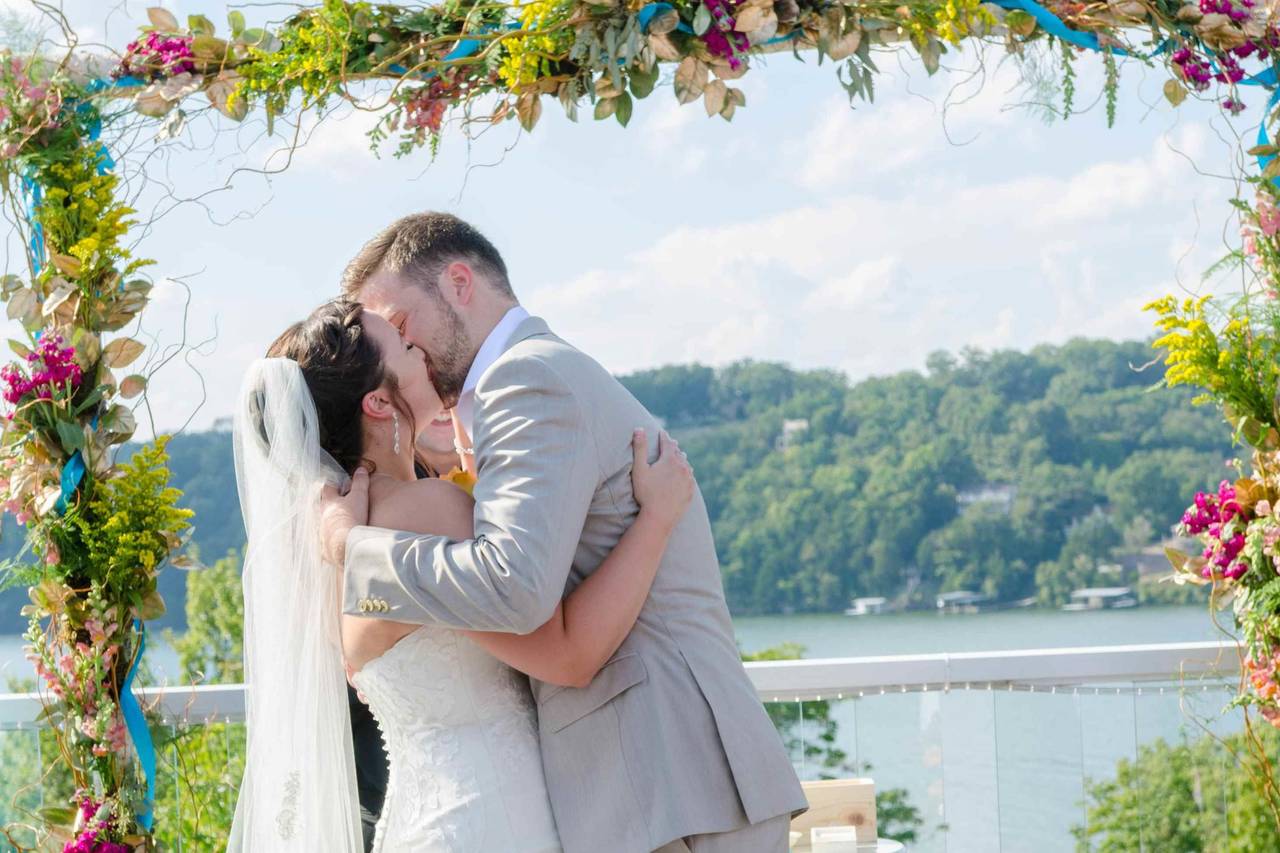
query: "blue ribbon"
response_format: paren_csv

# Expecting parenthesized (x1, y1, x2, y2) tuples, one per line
(387, 23, 521, 78)
(119, 619, 156, 831)
(19, 171, 45, 276)
(53, 451, 84, 515)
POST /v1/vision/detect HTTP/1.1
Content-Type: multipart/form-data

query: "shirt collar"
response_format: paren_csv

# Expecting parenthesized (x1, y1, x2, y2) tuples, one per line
(462, 305, 530, 396)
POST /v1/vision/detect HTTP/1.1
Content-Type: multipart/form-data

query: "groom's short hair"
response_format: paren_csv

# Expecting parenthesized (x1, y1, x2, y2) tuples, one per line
(341, 212, 514, 300)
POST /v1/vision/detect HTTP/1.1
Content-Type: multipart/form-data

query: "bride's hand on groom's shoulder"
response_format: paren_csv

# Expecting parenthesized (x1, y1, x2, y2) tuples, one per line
(320, 467, 371, 568)
(631, 429, 695, 532)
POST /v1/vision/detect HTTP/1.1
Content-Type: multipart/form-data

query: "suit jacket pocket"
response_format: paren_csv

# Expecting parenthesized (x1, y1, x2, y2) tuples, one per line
(538, 653, 648, 734)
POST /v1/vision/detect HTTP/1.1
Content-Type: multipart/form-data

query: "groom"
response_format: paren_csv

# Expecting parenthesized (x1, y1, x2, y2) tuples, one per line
(321, 213, 805, 852)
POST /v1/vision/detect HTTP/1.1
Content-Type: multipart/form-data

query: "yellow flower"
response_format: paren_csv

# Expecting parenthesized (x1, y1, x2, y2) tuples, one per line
(441, 467, 476, 497)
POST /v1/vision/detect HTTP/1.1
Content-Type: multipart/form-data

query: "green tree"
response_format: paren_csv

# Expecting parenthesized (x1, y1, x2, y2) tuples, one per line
(165, 550, 244, 685)
(1075, 732, 1280, 851)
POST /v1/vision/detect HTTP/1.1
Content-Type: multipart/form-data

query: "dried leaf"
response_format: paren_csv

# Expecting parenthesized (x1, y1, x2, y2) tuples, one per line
(646, 8, 680, 35)
(675, 57, 708, 105)
(649, 32, 681, 61)
(594, 96, 618, 120)
(6, 288, 37, 323)
(50, 254, 81, 277)
(516, 93, 543, 132)
(595, 75, 622, 99)
(920, 37, 941, 75)
(119, 374, 147, 399)
(704, 80, 728, 116)
(147, 7, 180, 31)
(711, 61, 749, 81)
(828, 28, 862, 61)
(206, 73, 247, 121)
(42, 278, 77, 321)
(736, 5, 768, 32)
(133, 86, 173, 118)
(103, 337, 145, 369)
(746, 10, 779, 43)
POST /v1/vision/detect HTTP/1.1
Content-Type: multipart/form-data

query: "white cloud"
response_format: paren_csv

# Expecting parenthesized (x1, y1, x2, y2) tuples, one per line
(529, 126, 1229, 383)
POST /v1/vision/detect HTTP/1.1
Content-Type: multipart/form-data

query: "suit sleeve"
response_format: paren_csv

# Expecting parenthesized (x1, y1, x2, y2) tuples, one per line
(342, 355, 598, 633)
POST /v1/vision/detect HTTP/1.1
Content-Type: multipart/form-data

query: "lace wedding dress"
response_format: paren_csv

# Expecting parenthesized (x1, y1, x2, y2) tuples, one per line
(351, 626, 563, 852)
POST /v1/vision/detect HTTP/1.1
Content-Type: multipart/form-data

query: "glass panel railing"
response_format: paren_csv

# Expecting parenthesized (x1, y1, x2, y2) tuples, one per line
(0, 725, 43, 850)
(939, 688, 998, 850)
(766, 677, 1243, 851)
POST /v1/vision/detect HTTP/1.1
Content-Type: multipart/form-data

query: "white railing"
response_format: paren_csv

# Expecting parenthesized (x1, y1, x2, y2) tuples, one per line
(0, 640, 1240, 727)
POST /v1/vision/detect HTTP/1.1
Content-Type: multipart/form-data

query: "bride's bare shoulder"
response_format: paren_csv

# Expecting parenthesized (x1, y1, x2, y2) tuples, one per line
(368, 476, 474, 539)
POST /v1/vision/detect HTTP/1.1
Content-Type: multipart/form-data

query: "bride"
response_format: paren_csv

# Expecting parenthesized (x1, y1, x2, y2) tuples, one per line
(228, 298, 694, 851)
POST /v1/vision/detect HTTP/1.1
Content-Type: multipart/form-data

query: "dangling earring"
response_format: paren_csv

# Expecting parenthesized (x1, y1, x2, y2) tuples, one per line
(392, 410, 401, 455)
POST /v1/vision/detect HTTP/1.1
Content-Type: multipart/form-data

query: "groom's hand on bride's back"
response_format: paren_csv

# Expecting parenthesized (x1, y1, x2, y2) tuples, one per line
(321, 467, 371, 568)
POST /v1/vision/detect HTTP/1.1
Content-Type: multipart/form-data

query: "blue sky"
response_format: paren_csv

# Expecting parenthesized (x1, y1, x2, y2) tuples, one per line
(0, 1, 1258, 435)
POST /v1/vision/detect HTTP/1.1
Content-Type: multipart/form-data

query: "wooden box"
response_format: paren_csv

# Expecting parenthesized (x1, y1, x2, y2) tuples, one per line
(789, 778, 878, 850)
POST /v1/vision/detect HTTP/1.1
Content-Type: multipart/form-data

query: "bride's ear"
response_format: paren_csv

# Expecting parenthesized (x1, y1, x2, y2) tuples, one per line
(361, 388, 393, 420)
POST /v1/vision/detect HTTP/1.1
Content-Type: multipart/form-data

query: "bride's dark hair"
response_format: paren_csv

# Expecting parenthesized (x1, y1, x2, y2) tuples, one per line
(266, 298, 407, 475)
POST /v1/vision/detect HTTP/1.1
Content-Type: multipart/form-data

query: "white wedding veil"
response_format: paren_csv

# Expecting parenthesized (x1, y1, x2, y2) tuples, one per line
(228, 357, 363, 851)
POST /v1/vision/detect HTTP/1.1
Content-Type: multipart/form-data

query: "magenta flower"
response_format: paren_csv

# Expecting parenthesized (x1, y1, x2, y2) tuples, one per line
(1, 333, 82, 405)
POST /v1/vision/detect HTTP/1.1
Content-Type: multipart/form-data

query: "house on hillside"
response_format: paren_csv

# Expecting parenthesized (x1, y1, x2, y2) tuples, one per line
(956, 484, 1017, 514)
(776, 418, 809, 451)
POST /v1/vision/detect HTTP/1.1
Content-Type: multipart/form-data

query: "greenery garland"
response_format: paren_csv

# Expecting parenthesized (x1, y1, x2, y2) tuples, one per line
(2, 0, 1280, 847)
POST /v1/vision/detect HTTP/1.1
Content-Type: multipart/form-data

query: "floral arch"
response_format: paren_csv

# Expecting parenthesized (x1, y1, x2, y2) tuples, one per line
(2, 0, 1280, 847)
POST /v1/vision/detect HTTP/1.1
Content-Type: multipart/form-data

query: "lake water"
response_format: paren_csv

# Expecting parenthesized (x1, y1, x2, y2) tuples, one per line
(1, 605, 1238, 850)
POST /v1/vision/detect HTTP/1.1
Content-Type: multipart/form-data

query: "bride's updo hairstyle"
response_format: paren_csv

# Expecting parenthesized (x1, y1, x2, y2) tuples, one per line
(265, 298, 406, 475)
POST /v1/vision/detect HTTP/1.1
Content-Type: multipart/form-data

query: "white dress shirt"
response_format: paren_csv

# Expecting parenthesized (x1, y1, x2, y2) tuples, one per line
(455, 305, 530, 439)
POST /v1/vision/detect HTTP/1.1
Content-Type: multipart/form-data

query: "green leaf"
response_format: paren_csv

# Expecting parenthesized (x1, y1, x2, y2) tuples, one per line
(240, 28, 281, 52)
(693, 3, 713, 35)
(630, 63, 659, 99)
(187, 14, 215, 36)
(56, 420, 85, 453)
(1163, 78, 1187, 108)
(192, 35, 229, 60)
(227, 10, 246, 37)
(74, 385, 105, 416)
(38, 805, 76, 827)
(615, 92, 634, 127)
(8, 339, 31, 360)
